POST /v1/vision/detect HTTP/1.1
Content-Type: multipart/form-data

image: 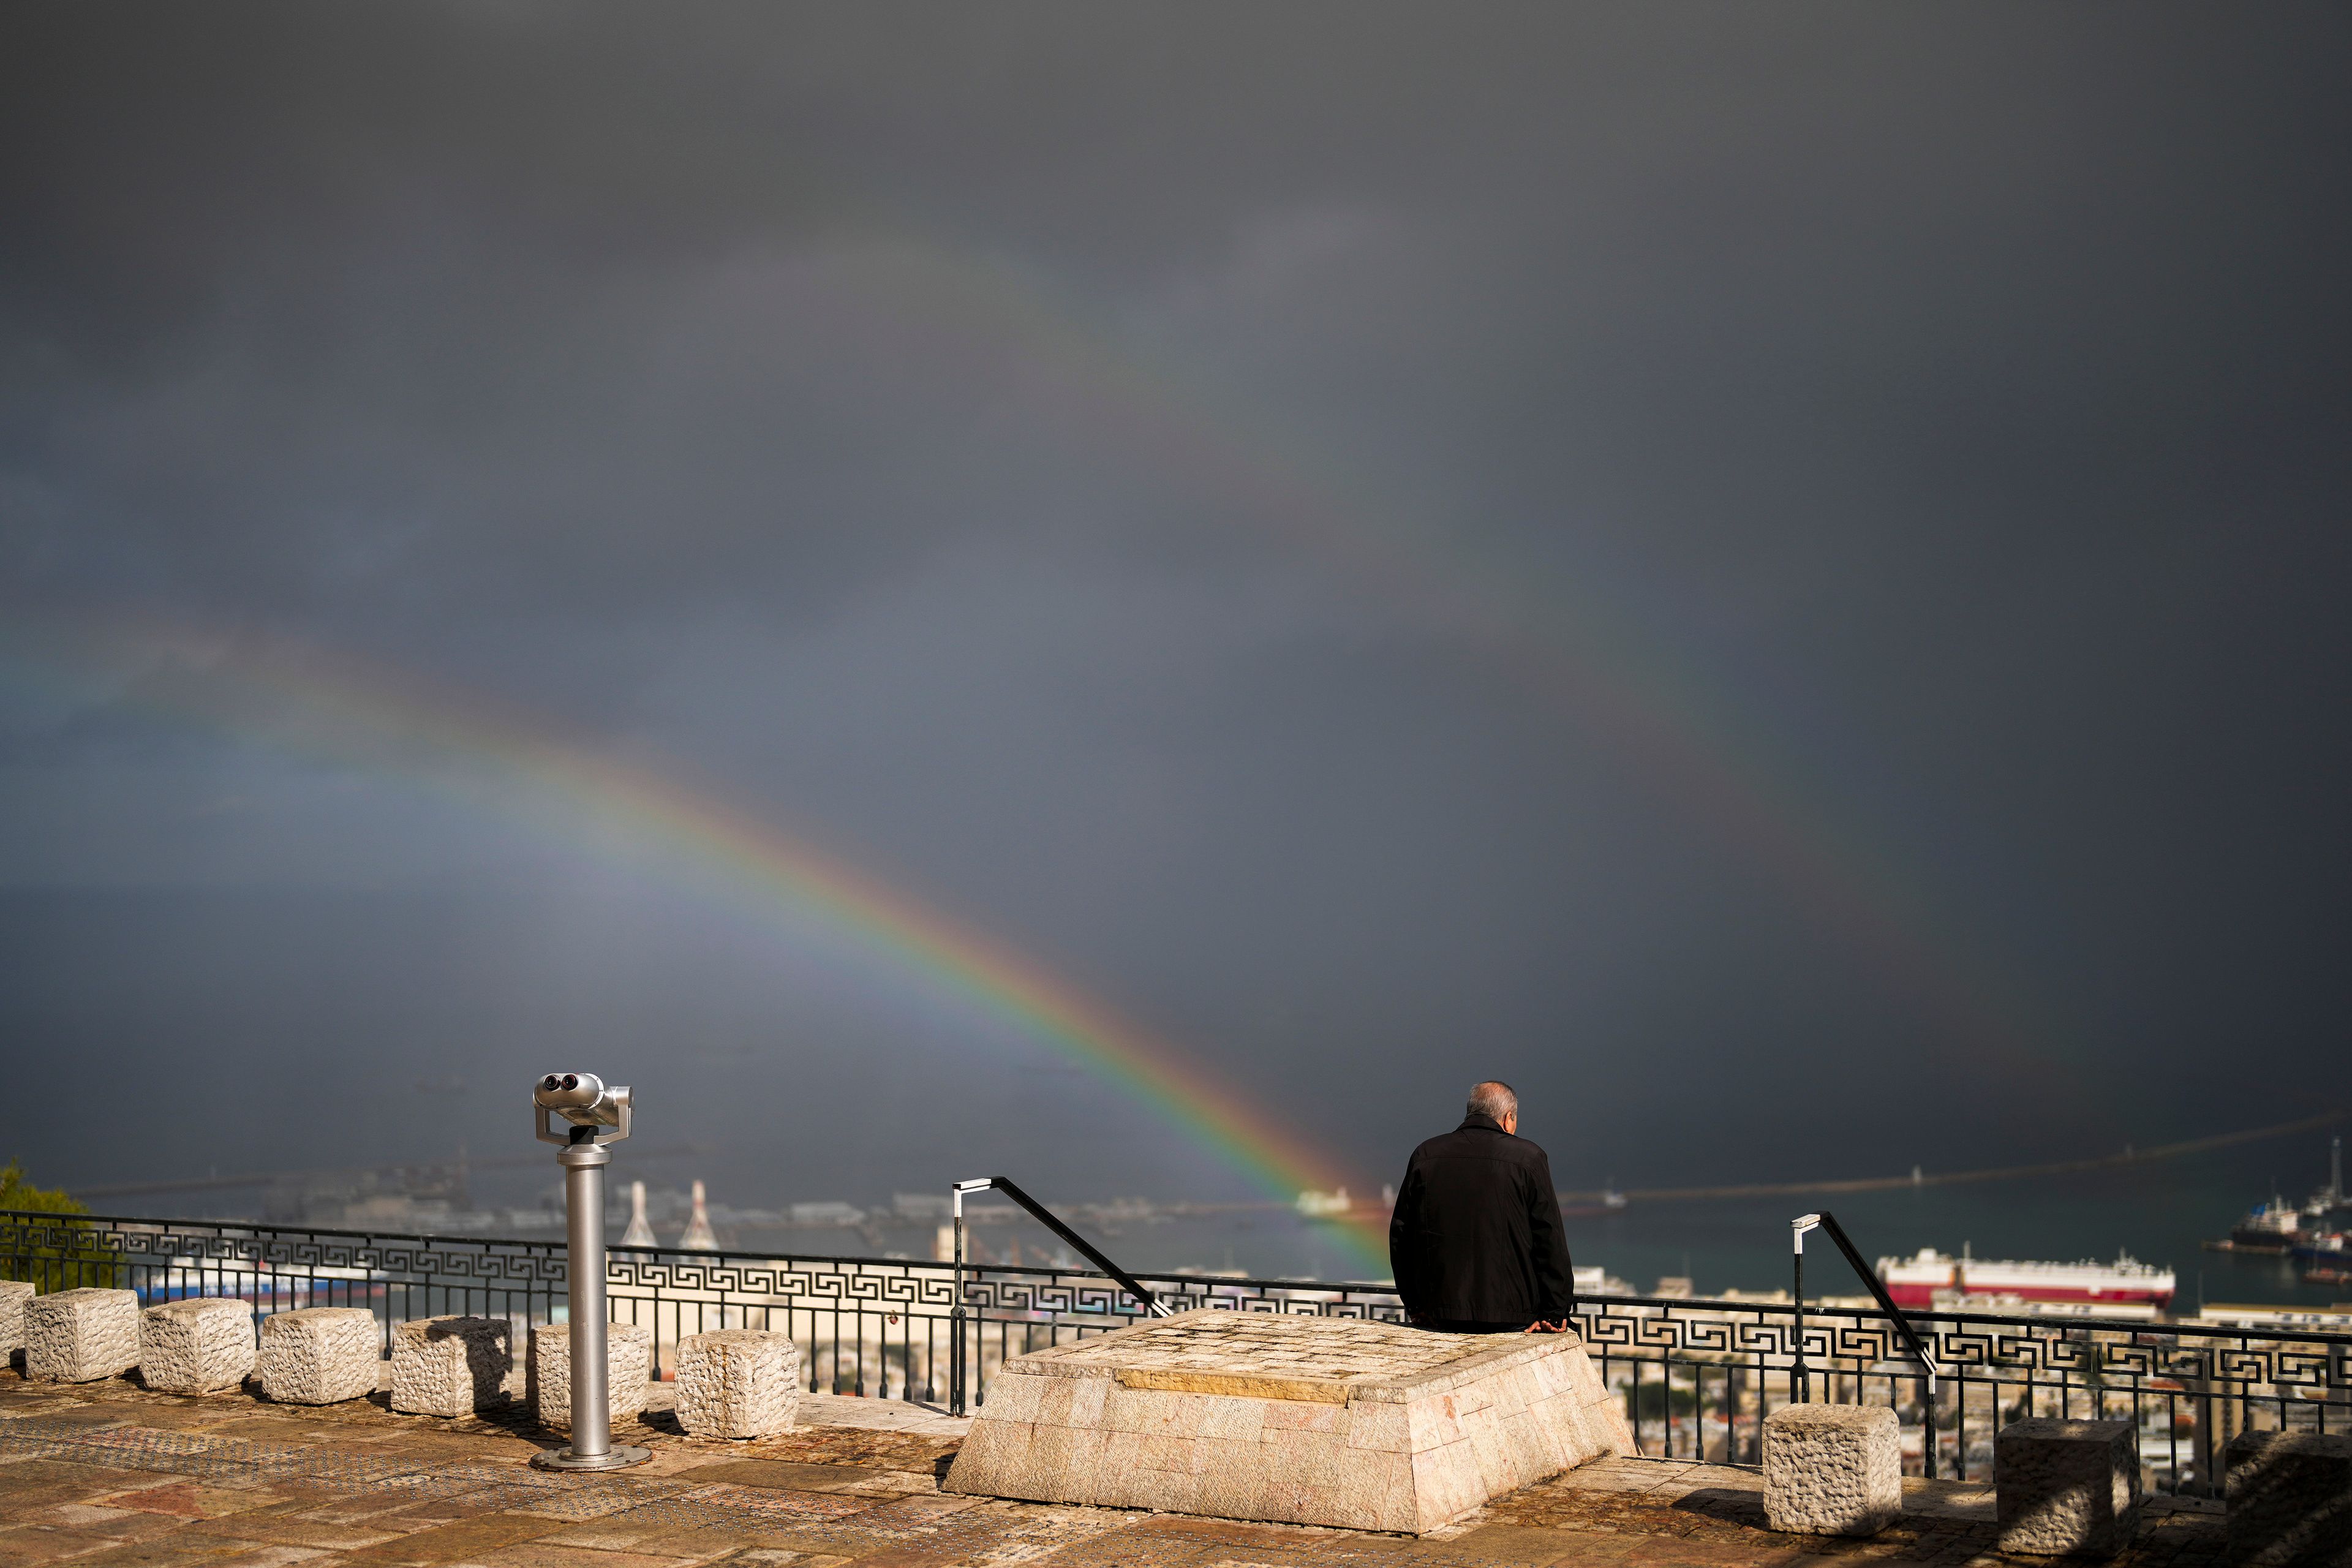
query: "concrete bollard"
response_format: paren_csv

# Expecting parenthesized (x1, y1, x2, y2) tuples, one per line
(1995, 1417, 2140, 1558)
(139, 1298, 256, 1394)
(257, 1307, 381, 1404)
(1763, 1403, 1902, 1536)
(0, 1280, 33, 1365)
(391, 1315, 514, 1417)
(528, 1321, 652, 1432)
(2226, 1430, 2352, 1567)
(25, 1288, 141, 1383)
(675, 1329, 801, 1438)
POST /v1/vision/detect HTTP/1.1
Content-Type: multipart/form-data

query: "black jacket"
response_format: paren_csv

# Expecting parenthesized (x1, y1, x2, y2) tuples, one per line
(1388, 1114, 1575, 1325)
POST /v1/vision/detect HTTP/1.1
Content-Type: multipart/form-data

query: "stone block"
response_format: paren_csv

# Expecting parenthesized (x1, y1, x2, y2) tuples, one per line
(1996, 1417, 2140, 1557)
(527, 1321, 652, 1431)
(2226, 1429, 2352, 1567)
(24, 1287, 140, 1383)
(257, 1306, 381, 1404)
(945, 1308, 1630, 1533)
(0, 1280, 33, 1359)
(1763, 1403, 1902, 1537)
(674, 1329, 801, 1438)
(138, 1298, 255, 1394)
(390, 1315, 513, 1417)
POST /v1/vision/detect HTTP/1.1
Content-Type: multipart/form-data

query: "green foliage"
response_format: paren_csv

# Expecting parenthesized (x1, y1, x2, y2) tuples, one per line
(0, 1159, 119, 1290)
(0, 1159, 88, 1216)
(1629, 1378, 1700, 1420)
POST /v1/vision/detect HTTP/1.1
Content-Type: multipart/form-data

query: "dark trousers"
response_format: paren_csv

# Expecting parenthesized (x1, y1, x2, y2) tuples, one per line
(1419, 1317, 1531, 1334)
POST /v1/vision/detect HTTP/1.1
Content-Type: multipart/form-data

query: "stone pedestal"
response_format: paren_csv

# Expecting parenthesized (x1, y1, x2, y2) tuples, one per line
(138, 1298, 255, 1394)
(391, 1315, 513, 1417)
(0, 1280, 32, 1362)
(944, 1308, 1631, 1534)
(676, 1329, 801, 1438)
(2226, 1430, 2352, 1567)
(527, 1321, 653, 1431)
(1763, 1403, 1902, 1536)
(257, 1307, 381, 1404)
(1996, 1417, 2141, 1558)
(24, 1288, 140, 1383)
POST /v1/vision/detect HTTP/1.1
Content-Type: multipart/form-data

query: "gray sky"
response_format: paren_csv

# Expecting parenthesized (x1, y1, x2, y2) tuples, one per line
(3, 3, 2348, 1209)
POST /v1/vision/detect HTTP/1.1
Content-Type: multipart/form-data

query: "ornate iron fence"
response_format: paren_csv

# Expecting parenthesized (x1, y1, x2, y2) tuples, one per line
(6, 1209, 2344, 1496)
(1575, 1294, 2350, 1497)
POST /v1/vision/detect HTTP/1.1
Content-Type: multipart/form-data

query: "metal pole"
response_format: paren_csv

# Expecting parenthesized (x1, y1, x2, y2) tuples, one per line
(949, 1182, 968, 1417)
(1924, 1372, 1940, 1482)
(564, 1133, 612, 1460)
(1793, 1246, 1807, 1404)
(530, 1072, 647, 1471)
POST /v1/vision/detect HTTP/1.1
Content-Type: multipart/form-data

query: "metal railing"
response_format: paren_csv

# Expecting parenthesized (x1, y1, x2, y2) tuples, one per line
(6, 1208, 2345, 1495)
(1791, 1210, 1942, 1475)
(947, 1175, 1169, 1414)
(1580, 1290, 2351, 1496)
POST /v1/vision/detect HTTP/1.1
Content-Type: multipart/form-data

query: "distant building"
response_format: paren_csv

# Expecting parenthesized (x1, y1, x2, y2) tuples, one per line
(1573, 1266, 1633, 1297)
(2196, 1302, 2352, 1331)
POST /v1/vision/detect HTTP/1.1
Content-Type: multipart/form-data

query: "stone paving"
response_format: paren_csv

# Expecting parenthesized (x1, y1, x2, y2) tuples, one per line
(0, 1363, 2228, 1567)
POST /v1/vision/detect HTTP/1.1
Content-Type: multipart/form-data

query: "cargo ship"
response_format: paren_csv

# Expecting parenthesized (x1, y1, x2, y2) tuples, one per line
(2293, 1228, 2348, 1265)
(2225, 1197, 2310, 1254)
(1877, 1245, 2176, 1310)
(2207, 1137, 2349, 1256)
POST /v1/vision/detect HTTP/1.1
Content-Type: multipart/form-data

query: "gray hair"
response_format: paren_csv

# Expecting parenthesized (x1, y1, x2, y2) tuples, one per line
(1467, 1080, 1518, 1122)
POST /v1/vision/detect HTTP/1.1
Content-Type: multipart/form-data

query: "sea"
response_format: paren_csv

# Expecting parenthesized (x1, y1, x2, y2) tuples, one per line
(930, 1135, 2348, 1310)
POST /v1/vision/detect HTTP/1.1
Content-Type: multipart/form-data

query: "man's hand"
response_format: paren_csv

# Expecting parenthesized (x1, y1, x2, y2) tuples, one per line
(1522, 1319, 1573, 1334)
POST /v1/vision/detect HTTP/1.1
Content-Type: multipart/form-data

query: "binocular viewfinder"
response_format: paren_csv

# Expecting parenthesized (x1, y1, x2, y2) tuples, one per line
(534, 1072, 633, 1144)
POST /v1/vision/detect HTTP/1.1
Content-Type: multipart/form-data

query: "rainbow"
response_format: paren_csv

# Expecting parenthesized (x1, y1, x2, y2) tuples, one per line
(4, 615, 1395, 1273)
(808, 230, 2073, 1091)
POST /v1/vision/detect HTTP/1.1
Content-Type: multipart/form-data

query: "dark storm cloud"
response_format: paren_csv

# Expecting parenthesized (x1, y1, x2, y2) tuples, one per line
(2, 3, 2348, 1204)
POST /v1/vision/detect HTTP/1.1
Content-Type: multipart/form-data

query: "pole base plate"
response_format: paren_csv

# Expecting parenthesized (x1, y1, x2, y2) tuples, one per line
(531, 1444, 653, 1471)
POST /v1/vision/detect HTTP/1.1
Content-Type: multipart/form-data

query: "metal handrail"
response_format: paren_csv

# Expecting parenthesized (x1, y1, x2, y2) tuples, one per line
(948, 1175, 1171, 1414)
(1793, 1208, 1942, 1478)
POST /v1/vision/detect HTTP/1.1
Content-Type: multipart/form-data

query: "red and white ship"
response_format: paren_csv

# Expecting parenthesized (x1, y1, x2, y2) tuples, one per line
(1877, 1246, 2176, 1310)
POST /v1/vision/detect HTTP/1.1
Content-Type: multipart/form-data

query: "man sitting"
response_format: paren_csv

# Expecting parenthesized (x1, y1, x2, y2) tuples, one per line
(1389, 1080, 1577, 1333)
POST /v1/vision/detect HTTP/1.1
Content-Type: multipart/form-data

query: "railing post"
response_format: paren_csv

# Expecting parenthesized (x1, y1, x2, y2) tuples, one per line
(1792, 1213, 1817, 1406)
(1923, 1370, 1939, 1482)
(949, 1180, 976, 1416)
(2192, 1352, 2230, 1499)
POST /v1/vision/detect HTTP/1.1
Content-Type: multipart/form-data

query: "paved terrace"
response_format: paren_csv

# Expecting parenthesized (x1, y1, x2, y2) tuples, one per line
(0, 1369, 2227, 1568)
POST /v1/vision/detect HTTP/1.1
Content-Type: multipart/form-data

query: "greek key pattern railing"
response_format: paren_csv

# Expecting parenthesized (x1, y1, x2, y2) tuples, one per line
(7, 1210, 2344, 1496)
(1574, 1298, 2350, 1495)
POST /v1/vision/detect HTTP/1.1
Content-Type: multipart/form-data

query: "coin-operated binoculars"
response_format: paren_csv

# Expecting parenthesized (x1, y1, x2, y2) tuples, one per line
(530, 1073, 649, 1471)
